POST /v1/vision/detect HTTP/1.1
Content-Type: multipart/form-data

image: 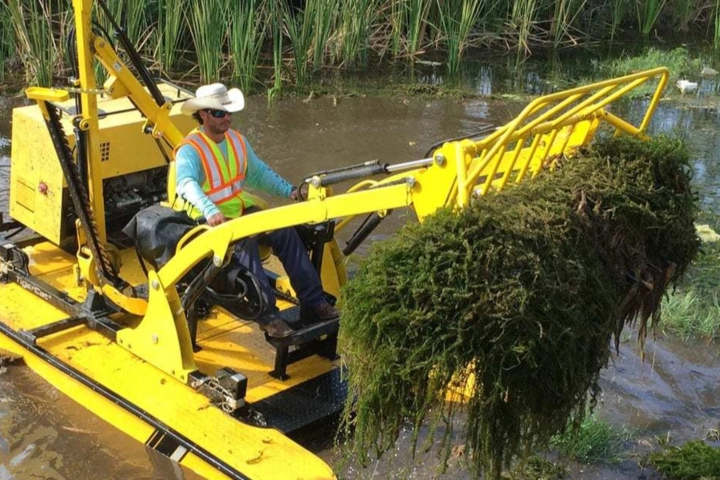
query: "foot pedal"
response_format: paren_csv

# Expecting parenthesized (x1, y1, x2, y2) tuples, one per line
(267, 307, 340, 380)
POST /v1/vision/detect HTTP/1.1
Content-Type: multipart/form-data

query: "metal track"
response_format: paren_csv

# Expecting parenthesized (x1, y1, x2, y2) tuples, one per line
(43, 101, 121, 285)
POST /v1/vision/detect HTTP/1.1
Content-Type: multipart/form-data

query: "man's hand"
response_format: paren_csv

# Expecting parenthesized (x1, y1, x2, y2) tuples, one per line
(290, 188, 302, 201)
(207, 212, 226, 226)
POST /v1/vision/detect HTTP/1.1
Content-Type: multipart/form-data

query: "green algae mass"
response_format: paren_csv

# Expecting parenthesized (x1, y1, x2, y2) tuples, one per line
(650, 441, 720, 479)
(339, 135, 700, 478)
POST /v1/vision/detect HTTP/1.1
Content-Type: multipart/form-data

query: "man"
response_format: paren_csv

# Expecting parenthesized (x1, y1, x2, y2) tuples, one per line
(175, 83, 338, 338)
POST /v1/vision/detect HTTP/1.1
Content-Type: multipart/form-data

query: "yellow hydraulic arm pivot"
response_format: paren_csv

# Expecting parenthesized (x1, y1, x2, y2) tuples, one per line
(120, 68, 668, 382)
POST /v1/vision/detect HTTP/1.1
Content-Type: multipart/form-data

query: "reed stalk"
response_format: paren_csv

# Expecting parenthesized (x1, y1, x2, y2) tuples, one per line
(0, 4, 12, 83)
(438, 0, 484, 74)
(268, 0, 284, 100)
(551, 0, 587, 47)
(310, 0, 339, 69)
(103, 0, 149, 48)
(510, 0, 539, 54)
(6, 0, 57, 87)
(406, 0, 433, 57)
(608, 0, 625, 41)
(715, 0, 720, 49)
(337, 0, 378, 67)
(189, 0, 229, 84)
(229, 0, 265, 93)
(284, 0, 314, 87)
(157, 0, 185, 72)
(636, 0, 667, 35)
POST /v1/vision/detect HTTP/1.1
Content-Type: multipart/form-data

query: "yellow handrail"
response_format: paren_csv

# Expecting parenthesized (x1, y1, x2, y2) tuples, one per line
(446, 67, 669, 207)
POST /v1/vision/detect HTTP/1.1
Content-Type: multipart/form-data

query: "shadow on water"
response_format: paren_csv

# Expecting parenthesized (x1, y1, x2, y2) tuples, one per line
(1, 57, 720, 478)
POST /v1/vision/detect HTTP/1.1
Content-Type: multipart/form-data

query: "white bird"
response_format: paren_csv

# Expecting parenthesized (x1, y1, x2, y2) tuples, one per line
(676, 80, 698, 95)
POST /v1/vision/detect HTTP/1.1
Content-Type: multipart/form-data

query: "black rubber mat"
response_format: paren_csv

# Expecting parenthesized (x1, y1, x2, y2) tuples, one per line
(251, 368, 347, 433)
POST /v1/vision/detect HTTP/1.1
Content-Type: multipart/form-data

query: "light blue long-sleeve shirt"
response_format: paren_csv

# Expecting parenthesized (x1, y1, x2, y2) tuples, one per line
(175, 128, 293, 219)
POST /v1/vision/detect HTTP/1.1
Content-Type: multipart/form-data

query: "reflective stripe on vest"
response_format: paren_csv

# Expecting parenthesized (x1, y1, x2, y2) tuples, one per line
(174, 128, 249, 218)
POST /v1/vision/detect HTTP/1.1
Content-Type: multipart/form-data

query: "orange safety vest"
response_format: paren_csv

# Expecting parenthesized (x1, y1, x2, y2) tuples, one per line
(174, 128, 250, 219)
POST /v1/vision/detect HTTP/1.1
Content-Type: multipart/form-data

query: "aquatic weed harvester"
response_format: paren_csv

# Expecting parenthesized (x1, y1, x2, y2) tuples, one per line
(0, 0, 689, 478)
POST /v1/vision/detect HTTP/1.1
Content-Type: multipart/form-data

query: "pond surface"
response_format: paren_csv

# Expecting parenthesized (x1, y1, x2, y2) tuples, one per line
(1, 64, 719, 479)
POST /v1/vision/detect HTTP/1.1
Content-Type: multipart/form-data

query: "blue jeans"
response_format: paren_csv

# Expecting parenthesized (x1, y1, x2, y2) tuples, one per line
(233, 227, 326, 316)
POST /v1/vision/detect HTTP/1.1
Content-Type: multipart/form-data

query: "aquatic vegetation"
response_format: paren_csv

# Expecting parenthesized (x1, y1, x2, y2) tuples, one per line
(339, 136, 699, 479)
(649, 441, 720, 479)
(5, 0, 720, 93)
(437, 0, 485, 74)
(602, 47, 703, 96)
(0, 5, 11, 84)
(188, 0, 227, 83)
(284, 0, 315, 87)
(5, 0, 57, 87)
(103, 0, 148, 48)
(229, 0, 265, 93)
(501, 456, 566, 479)
(637, 0, 668, 35)
(156, 0, 186, 72)
(661, 288, 720, 341)
(661, 230, 720, 341)
(551, 414, 630, 463)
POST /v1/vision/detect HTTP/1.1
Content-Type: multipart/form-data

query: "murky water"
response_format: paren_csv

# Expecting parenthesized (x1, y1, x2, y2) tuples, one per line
(1, 65, 720, 479)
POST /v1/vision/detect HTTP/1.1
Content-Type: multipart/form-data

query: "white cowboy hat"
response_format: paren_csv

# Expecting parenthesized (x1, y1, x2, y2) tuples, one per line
(181, 83, 245, 115)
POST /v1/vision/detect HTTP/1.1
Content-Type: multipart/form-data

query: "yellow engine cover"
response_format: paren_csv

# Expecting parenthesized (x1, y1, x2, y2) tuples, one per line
(9, 83, 195, 247)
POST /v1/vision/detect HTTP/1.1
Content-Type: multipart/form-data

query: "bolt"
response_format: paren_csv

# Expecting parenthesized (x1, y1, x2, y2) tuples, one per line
(406, 178, 416, 188)
(435, 154, 446, 166)
(38, 182, 48, 195)
(151, 279, 159, 290)
(213, 255, 222, 267)
(151, 334, 159, 344)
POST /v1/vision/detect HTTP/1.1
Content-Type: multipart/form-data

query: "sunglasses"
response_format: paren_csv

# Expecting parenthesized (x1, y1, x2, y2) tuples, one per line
(204, 108, 232, 118)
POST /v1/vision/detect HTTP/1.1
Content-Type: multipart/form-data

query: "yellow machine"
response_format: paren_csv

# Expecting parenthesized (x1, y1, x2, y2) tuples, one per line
(0, 1, 669, 478)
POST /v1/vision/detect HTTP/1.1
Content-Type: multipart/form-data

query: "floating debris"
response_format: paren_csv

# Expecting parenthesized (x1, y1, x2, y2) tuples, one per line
(339, 135, 699, 478)
(677, 80, 698, 95)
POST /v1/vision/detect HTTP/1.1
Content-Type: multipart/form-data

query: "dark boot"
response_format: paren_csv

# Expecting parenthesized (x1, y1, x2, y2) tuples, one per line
(311, 302, 340, 320)
(258, 314, 294, 338)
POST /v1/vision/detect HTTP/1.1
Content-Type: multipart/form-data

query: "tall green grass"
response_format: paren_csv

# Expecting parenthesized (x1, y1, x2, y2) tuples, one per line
(715, 0, 720, 49)
(0, 4, 12, 84)
(438, 0, 484, 74)
(661, 289, 720, 341)
(336, 0, 379, 67)
(4, 0, 720, 93)
(550, 0, 587, 47)
(157, 0, 186, 72)
(310, 0, 338, 69)
(637, 0, 667, 35)
(284, 0, 314, 87)
(189, 0, 228, 84)
(510, 0, 539, 54)
(268, 0, 284, 100)
(229, 0, 266, 93)
(6, 0, 57, 87)
(103, 0, 149, 48)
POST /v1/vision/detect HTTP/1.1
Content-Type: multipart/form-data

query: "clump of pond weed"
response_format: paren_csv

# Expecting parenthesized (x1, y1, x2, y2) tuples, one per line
(649, 441, 720, 479)
(551, 414, 630, 464)
(339, 135, 699, 479)
(502, 456, 566, 480)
